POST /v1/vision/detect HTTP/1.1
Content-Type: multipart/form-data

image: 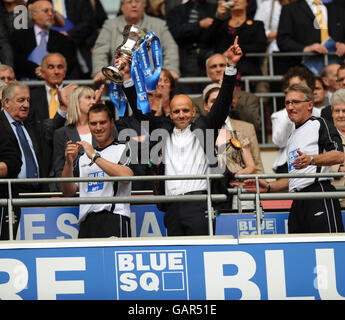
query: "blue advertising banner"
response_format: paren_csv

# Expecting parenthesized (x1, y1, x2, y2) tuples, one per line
(1, 235, 345, 300)
(216, 211, 345, 237)
(216, 213, 289, 236)
(16, 206, 345, 240)
(17, 205, 166, 240)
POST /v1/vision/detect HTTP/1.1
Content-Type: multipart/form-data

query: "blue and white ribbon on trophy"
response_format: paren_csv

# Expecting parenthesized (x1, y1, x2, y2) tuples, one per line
(130, 31, 162, 114)
(109, 57, 127, 117)
(109, 31, 162, 117)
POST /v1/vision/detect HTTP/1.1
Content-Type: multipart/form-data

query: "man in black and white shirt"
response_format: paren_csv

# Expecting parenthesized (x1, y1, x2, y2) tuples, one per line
(245, 83, 345, 234)
(61, 104, 133, 238)
(122, 37, 243, 236)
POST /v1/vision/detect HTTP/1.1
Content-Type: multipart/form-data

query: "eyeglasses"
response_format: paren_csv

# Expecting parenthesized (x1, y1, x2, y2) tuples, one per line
(284, 99, 310, 106)
(158, 77, 170, 84)
(122, 0, 143, 5)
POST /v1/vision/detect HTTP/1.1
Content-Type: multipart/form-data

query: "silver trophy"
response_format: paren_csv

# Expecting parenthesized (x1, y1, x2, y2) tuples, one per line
(102, 25, 152, 84)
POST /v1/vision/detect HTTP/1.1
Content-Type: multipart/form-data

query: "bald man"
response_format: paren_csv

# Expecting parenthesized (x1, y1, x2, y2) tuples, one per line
(123, 39, 243, 236)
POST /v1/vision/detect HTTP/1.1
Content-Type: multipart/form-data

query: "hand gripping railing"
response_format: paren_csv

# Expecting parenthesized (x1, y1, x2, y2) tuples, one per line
(0, 174, 227, 240)
(2, 171, 345, 240)
(235, 172, 345, 235)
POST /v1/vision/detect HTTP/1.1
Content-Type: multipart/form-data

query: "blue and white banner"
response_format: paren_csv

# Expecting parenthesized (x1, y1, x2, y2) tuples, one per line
(17, 205, 166, 240)
(216, 212, 289, 236)
(17, 206, 345, 240)
(1, 235, 345, 300)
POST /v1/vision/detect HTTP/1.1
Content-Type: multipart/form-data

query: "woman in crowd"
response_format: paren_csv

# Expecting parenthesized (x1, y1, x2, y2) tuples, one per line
(331, 89, 345, 207)
(52, 86, 114, 180)
(148, 68, 176, 117)
(203, 83, 257, 210)
(200, 0, 267, 89)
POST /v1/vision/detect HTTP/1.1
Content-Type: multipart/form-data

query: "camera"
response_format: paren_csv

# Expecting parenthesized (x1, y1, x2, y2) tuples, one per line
(223, 1, 234, 8)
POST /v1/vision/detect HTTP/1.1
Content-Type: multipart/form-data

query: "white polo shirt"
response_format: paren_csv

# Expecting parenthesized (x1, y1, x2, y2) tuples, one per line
(287, 116, 343, 191)
(78, 142, 131, 223)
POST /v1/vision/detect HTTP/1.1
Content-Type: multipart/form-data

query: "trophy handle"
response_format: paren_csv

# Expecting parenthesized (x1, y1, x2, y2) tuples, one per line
(101, 25, 149, 83)
(102, 54, 132, 84)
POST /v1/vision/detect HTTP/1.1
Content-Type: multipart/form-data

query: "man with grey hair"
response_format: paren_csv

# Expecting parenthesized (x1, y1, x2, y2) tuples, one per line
(320, 63, 340, 104)
(192, 52, 262, 141)
(10, 0, 79, 79)
(245, 83, 344, 234)
(0, 65, 16, 84)
(92, 0, 179, 83)
(321, 64, 345, 123)
(0, 81, 47, 239)
(29, 52, 68, 122)
(28, 53, 71, 179)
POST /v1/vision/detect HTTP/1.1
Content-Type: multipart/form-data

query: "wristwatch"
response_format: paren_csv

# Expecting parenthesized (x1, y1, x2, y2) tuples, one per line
(225, 64, 237, 76)
(309, 155, 315, 166)
(89, 152, 101, 166)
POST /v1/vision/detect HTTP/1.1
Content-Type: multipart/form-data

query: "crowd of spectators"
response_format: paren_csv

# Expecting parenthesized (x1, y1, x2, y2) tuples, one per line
(1, 0, 345, 238)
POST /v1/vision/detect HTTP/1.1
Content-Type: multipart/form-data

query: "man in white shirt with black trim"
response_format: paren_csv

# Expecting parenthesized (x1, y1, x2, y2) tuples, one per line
(245, 83, 344, 234)
(61, 103, 133, 238)
(122, 37, 243, 236)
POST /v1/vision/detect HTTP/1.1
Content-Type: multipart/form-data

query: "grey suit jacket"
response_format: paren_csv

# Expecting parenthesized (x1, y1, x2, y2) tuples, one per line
(92, 13, 180, 76)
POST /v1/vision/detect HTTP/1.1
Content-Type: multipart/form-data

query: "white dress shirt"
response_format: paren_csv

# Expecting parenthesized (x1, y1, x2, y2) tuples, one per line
(305, 0, 328, 27)
(164, 125, 209, 195)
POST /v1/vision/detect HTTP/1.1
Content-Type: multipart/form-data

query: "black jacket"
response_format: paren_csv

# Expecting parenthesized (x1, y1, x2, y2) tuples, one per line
(0, 111, 48, 193)
(10, 27, 80, 79)
(166, 1, 217, 73)
(277, 0, 345, 66)
(200, 18, 267, 77)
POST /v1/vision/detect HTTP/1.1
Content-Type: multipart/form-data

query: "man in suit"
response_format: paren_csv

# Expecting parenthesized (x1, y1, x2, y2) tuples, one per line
(28, 52, 68, 123)
(27, 53, 69, 175)
(320, 63, 340, 104)
(321, 63, 345, 123)
(166, 0, 217, 93)
(49, 0, 97, 77)
(10, 0, 79, 80)
(0, 65, 16, 83)
(277, 0, 345, 69)
(0, 16, 13, 67)
(192, 53, 262, 140)
(0, 82, 47, 239)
